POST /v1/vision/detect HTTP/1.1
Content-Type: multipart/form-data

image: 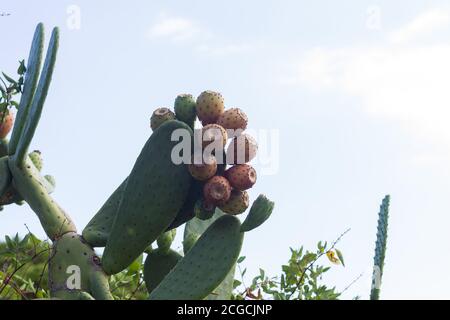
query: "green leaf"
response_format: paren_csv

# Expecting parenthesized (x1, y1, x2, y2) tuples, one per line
(237, 256, 246, 263)
(335, 248, 345, 267)
(2, 73, 17, 85)
(18, 60, 27, 75)
(5, 235, 13, 249)
(127, 254, 143, 274)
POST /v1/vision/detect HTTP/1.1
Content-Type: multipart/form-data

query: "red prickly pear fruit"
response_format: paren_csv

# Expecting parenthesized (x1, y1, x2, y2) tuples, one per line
(188, 155, 218, 181)
(196, 90, 224, 125)
(219, 190, 249, 215)
(150, 107, 175, 131)
(203, 175, 231, 206)
(225, 164, 257, 190)
(202, 124, 227, 149)
(226, 133, 258, 164)
(217, 108, 248, 132)
(0, 111, 14, 139)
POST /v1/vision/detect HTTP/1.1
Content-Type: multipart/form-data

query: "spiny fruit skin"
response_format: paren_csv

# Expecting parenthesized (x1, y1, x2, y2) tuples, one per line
(29, 150, 43, 171)
(217, 108, 248, 132)
(225, 164, 257, 191)
(174, 94, 197, 128)
(226, 133, 258, 164)
(202, 124, 228, 149)
(0, 111, 14, 139)
(188, 155, 217, 181)
(219, 190, 249, 215)
(150, 107, 175, 131)
(196, 90, 224, 125)
(203, 175, 231, 206)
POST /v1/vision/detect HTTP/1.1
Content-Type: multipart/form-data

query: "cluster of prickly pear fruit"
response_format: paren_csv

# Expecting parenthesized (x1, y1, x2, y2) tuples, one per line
(150, 90, 259, 217)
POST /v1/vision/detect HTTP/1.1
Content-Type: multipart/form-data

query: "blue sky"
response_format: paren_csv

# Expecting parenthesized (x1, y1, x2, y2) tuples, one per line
(1, 0, 450, 299)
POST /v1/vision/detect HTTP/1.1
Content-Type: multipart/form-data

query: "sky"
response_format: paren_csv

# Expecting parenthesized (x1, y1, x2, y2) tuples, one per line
(1, 0, 450, 299)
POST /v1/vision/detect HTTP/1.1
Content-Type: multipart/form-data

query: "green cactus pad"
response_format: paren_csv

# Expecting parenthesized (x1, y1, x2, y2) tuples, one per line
(240, 194, 274, 232)
(150, 215, 243, 300)
(48, 232, 113, 300)
(166, 179, 202, 231)
(144, 248, 182, 294)
(206, 265, 236, 300)
(9, 156, 76, 238)
(0, 157, 11, 195)
(102, 120, 192, 274)
(82, 178, 127, 247)
(174, 94, 197, 129)
(0, 139, 8, 157)
(183, 209, 236, 299)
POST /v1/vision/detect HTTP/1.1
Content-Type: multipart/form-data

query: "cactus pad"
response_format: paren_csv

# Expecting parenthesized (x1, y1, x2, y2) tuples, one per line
(102, 120, 192, 274)
(150, 215, 243, 300)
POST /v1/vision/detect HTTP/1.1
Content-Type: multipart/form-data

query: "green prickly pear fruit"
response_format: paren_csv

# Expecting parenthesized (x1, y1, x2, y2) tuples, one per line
(144, 248, 182, 294)
(29, 150, 43, 171)
(196, 90, 224, 125)
(194, 198, 216, 220)
(150, 107, 175, 131)
(219, 190, 249, 215)
(226, 133, 258, 164)
(188, 155, 217, 181)
(175, 94, 197, 128)
(217, 108, 248, 132)
(241, 194, 274, 232)
(202, 124, 227, 149)
(102, 120, 192, 275)
(156, 229, 176, 252)
(225, 164, 257, 191)
(203, 175, 231, 206)
(0, 111, 14, 139)
(149, 215, 243, 300)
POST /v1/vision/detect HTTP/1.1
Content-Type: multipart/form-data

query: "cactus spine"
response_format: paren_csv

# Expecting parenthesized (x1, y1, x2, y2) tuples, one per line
(370, 195, 390, 300)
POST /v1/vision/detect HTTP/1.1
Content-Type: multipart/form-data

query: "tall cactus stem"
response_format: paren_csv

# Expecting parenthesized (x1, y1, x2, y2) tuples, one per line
(370, 195, 390, 300)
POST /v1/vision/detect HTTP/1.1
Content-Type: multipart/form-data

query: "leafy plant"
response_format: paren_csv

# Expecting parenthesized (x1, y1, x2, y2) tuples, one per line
(232, 230, 351, 300)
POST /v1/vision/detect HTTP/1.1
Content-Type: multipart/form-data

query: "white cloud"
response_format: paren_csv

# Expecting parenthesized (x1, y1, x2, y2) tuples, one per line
(147, 12, 254, 57)
(286, 8, 450, 151)
(147, 14, 206, 42)
(389, 8, 450, 44)
(195, 43, 253, 56)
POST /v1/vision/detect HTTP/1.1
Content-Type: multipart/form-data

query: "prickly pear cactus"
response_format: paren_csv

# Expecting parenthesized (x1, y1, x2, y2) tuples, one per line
(2, 23, 276, 300)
